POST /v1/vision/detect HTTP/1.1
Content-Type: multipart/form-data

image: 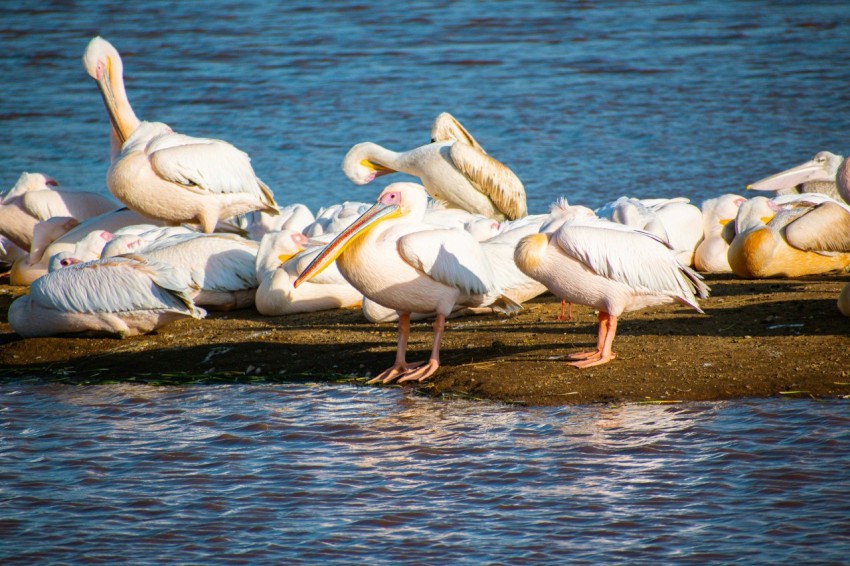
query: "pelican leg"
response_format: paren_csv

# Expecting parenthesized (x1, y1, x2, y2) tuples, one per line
(558, 300, 573, 321)
(568, 313, 618, 368)
(398, 313, 445, 383)
(368, 312, 424, 384)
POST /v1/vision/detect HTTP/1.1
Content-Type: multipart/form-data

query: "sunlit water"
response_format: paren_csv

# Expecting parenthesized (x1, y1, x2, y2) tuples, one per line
(1, 383, 849, 563)
(2, 1, 850, 562)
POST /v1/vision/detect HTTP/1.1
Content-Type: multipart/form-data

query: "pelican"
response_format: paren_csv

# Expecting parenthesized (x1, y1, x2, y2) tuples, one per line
(110, 232, 260, 310)
(727, 195, 850, 278)
(747, 151, 846, 203)
(515, 200, 709, 368)
(236, 203, 316, 241)
(341, 112, 527, 221)
(303, 201, 371, 237)
(294, 182, 519, 383)
(255, 230, 362, 315)
(0, 172, 116, 250)
(83, 36, 278, 232)
(604, 196, 703, 267)
(8, 254, 205, 338)
(694, 194, 745, 273)
(9, 208, 160, 286)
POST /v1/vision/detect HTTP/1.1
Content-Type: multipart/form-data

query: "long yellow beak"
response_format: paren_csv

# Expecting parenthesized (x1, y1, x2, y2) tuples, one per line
(94, 59, 128, 144)
(361, 159, 395, 175)
(293, 201, 401, 287)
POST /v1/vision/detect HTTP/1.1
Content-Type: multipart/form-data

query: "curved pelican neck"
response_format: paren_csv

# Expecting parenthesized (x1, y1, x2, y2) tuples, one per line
(97, 48, 141, 146)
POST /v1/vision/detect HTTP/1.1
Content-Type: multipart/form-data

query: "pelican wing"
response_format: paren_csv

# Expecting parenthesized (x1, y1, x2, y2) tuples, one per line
(783, 202, 850, 253)
(148, 133, 269, 199)
(430, 112, 485, 152)
(397, 228, 494, 295)
(30, 255, 204, 317)
(448, 142, 527, 220)
(555, 220, 707, 308)
(146, 234, 259, 291)
(22, 189, 118, 222)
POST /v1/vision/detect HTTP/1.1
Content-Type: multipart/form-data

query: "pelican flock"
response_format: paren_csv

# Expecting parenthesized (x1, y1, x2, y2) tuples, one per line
(3, 34, 850, 382)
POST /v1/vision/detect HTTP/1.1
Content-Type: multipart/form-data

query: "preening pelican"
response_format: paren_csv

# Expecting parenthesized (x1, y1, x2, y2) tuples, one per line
(255, 230, 362, 315)
(727, 195, 850, 278)
(83, 36, 278, 232)
(747, 151, 846, 203)
(515, 201, 709, 368)
(0, 172, 116, 250)
(694, 194, 745, 273)
(8, 254, 205, 338)
(294, 182, 519, 383)
(341, 113, 527, 221)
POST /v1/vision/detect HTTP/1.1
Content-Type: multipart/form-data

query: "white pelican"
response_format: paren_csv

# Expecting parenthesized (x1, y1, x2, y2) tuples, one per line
(9, 208, 160, 286)
(748, 151, 846, 203)
(727, 195, 850, 278)
(515, 201, 709, 368)
(236, 203, 316, 241)
(8, 254, 205, 338)
(255, 230, 362, 315)
(302, 201, 371, 237)
(604, 196, 703, 266)
(0, 172, 116, 250)
(83, 36, 279, 232)
(341, 112, 527, 221)
(109, 232, 260, 310)
(694, 194, 745, 273)
(294, 182, 519, 383)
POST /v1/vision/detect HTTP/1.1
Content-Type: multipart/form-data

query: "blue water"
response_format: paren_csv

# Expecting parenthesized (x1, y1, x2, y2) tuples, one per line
(2, 1, 850, 563)
(1, 383, 849, 564)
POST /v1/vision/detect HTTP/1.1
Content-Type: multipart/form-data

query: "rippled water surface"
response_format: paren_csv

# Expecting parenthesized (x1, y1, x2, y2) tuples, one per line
(1, 383, 849, 563)
(3, 1, 850, 563)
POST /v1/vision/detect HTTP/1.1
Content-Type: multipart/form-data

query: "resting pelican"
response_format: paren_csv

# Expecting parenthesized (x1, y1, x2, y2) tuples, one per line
(694, 194, 745, 273)
(294, 182, 519, 383)
(747, 151, 846, 203)
(9, 208, 159, 286)
(303, 201, 371, 237)
(236, 203, 316, 241)
(83, 36, 278, 232)
(341, 112, 527, 221)
(727, 195, 850, 278)
(0, 172, 116, 250)
(515, 201, 709, 368)
(8, 255, 205, 338)
(255, 230, 362, 315)
(109, 232, 260, 310)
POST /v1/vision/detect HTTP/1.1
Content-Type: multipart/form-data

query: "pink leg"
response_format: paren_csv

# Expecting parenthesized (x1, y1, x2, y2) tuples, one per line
(558, 300, 574, 321)
(568, 312, 618, 368)
(368, 312, 424, 384)
(398, 313, 445, 383)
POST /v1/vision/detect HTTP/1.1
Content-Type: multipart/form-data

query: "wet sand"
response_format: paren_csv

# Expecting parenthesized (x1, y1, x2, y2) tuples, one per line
(1, 274, 849, 406)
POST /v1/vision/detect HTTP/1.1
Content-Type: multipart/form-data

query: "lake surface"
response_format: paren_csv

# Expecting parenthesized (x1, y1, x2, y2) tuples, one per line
(2, 383, 849, 564)
(2, 1, 850, 563)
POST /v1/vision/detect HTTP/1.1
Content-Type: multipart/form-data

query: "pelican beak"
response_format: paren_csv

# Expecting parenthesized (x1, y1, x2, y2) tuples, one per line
(747, 159, 832, 192)
(277, 253, 297, 264)
(361, 159, 395, 177)
(718, 218, 732, 226)
(94, 58, 128, 144)
(294, 201, 401, 287)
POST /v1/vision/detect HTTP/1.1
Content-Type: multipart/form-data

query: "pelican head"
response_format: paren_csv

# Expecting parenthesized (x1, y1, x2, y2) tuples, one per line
(82, 36, 140, 144)
(294, 183, 426, 286)
(748, 151, 844, 193)
(735, 196, 780, 233)
(341, 142, 397, 185)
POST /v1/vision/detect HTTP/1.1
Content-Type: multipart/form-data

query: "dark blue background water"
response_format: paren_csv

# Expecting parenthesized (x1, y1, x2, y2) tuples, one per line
(2, 2, 850, 563)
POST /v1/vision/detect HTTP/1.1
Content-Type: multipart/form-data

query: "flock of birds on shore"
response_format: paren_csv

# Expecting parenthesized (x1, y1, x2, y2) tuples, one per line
(3, 36, 850, 382)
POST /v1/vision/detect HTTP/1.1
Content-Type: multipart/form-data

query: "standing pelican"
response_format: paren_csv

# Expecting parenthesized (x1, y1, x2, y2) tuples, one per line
(748, 151, 846, 203)
(255, 230, 362, 315)
(727, 195, 850, 278)
(515, 201, 709, 368)
(341, 113, 527, 221)
(294, 182, 518, 383)
(82, 36, 278, 232)
(8, 255, 204, 338)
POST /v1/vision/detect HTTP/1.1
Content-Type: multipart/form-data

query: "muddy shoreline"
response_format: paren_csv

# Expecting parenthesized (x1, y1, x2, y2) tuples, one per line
(1, 274, 849, 406)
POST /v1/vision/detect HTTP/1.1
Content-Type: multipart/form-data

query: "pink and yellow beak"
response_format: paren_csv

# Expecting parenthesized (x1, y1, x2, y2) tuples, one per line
(747, 159, 832, 192)
(293, 200, 401, 287)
